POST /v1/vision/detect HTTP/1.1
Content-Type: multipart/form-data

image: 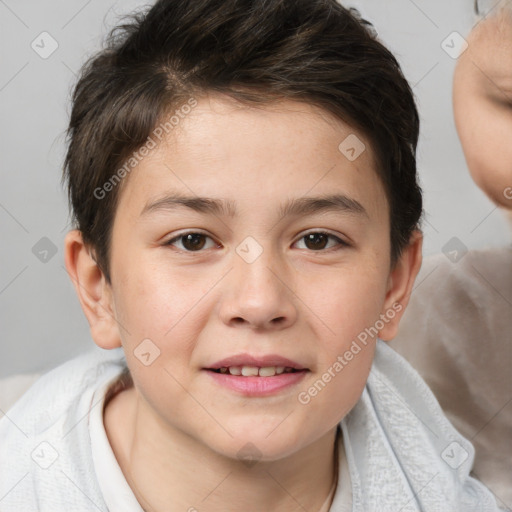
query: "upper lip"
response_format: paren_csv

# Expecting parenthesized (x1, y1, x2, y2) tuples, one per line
(206, 354, 307, 370)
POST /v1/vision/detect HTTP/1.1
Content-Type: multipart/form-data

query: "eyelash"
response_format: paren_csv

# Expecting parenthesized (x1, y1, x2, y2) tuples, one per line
(163, 230, 350, 253)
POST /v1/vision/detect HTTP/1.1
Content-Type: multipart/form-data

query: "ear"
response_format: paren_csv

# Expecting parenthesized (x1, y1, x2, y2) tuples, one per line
(64, 229, 121, 349)
(378, 230, 423, 341)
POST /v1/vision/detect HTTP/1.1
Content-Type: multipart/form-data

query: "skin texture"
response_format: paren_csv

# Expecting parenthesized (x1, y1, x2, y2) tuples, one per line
(64, 95, 422, 512)
(453, 7, 512, 209)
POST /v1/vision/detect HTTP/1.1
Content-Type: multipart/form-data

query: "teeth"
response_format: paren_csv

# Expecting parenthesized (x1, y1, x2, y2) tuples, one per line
(258, 366, 276, 377)
(241, 366, 259, 377)
(218, 366, 296, 376)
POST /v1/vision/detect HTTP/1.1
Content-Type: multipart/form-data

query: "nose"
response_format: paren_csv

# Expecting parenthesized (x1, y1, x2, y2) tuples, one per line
(218, 247, 298, 331)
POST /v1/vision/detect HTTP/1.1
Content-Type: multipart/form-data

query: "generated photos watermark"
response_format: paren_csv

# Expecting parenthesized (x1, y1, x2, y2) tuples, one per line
(297, 302, 402, 405)
(93, 97, 198, 200)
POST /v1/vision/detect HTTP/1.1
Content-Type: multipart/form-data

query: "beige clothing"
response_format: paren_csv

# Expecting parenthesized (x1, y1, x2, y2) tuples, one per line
(390, 245, 512, 510)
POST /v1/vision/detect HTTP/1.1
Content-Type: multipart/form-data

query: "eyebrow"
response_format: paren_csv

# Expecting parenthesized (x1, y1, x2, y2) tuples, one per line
(140, 192, 368, 219)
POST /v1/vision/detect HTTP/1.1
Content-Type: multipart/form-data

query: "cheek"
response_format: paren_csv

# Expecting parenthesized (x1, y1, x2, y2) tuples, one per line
(462, 119, 512, 207)
(295, 273, 384, 427)
(291, 265, 388, 415)
(296, 322, 377, 431)
(112, 256, 210, 356)
(455, 85, 512, 206)
(307, 259, 388, 337)
(111, 263, 209, 419)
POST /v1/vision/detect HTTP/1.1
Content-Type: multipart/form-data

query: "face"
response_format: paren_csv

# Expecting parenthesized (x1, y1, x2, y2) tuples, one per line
(96, 95, 410, 461)
(453, 8, 512, 208)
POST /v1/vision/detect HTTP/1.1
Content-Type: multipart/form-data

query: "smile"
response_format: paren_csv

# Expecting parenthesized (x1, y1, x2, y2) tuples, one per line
(204, 366, 308, 396)
(212, 366, 300, 377)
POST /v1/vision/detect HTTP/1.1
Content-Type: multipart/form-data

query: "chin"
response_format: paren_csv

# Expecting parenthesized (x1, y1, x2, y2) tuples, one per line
(209, 428, 306, 464)
(468, 162, 512, 209)
(482, 183, 512, 209)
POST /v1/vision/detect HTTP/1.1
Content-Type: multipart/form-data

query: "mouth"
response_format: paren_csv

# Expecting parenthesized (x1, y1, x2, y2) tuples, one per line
(203, 354, 309, 396)
(207, 365, 303, 377)
(205, 353, 308, 375)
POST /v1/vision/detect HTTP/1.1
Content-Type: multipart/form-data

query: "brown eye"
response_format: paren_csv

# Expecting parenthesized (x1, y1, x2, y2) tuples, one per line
(295, 232, 347, 251)
(165, 232, 217, 251)
(181, 233, 207, 250)
(304, 233, 329, 250)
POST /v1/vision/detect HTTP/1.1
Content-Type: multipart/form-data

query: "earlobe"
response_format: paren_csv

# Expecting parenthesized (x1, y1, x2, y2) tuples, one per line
(378, 230, 423, 341)
(64, 229, 122, 350)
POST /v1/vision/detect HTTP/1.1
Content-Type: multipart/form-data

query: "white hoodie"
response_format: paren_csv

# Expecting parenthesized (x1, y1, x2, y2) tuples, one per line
(0, 340, 503, 511)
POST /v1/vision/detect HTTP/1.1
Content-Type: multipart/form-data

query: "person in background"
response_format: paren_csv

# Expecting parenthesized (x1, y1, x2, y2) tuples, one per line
(390, 2, 512, 509)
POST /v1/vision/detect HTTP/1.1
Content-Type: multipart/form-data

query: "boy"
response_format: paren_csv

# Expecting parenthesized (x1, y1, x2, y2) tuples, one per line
(0, 0, 502, 510)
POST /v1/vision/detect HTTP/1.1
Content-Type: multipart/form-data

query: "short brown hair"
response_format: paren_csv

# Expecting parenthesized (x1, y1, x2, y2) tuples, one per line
(63, 0, 422, 283)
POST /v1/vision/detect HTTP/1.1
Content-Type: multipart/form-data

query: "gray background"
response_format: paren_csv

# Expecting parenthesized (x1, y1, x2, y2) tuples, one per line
(1, 0, 510, 378)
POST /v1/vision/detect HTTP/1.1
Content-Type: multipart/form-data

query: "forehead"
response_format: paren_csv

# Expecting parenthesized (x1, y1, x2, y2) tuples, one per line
(158, 95, 375, 164)
(456, 9, 512, 96)
(117, 94, 387, 222)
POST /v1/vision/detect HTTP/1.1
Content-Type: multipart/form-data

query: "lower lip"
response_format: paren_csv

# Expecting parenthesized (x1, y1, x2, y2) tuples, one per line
(204, 370, 308, 396)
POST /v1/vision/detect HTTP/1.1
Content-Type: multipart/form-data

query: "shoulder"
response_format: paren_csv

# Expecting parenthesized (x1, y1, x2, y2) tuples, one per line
(0, 347, 127, 511)
(340, 340, 502, 511)
(1, 346, 126, 436)
(0, 373, 42, 412)
(390, 245, 512, 363)
(408, 245, 512, 306)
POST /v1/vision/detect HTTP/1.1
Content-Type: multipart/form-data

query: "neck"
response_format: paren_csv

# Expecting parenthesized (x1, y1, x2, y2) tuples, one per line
(104, 386, 340, 512)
